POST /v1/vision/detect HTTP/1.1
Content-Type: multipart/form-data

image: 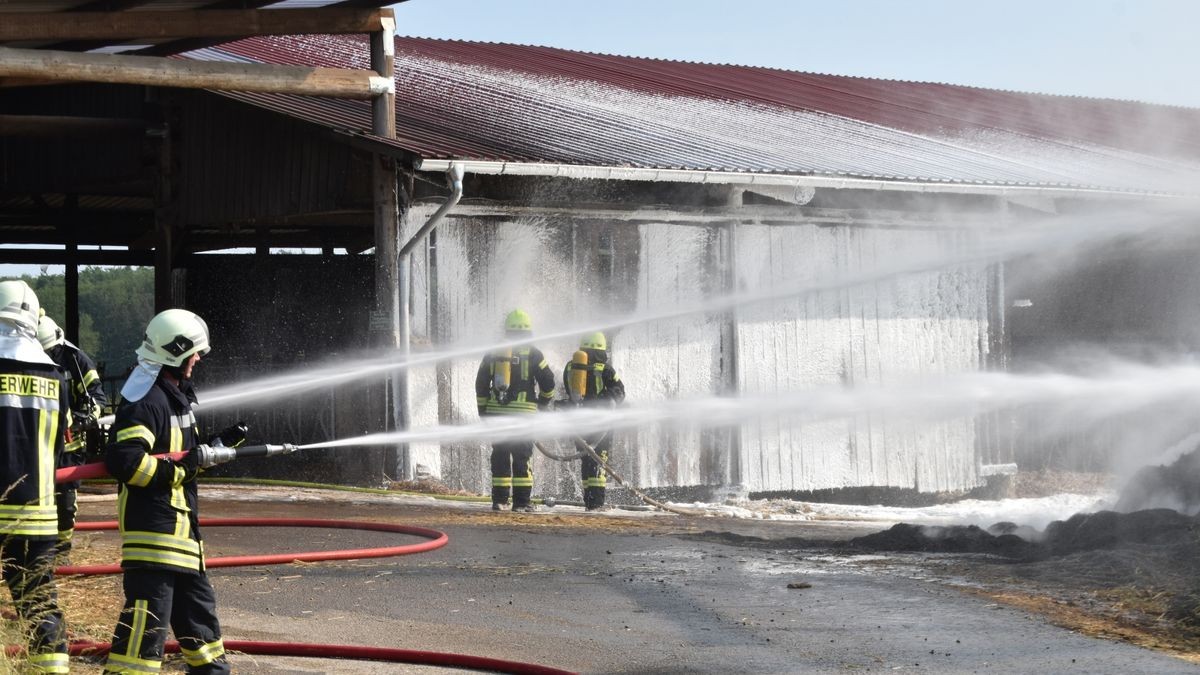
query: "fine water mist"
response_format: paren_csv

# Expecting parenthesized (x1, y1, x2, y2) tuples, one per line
(200, 204, 1196, 411)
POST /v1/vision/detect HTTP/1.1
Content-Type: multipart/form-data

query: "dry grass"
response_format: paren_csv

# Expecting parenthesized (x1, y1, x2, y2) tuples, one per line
(959, 586, 1200, 664)
(1, 532, 122, 674)
(385, 477, 476, 497)
(399, 507, 682, 533)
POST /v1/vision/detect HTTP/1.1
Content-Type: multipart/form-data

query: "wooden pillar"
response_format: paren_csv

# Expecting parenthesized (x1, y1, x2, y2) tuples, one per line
(64, 242, 80, 344)
(153, 99, 181, 311)
(369, 19, 410, 479)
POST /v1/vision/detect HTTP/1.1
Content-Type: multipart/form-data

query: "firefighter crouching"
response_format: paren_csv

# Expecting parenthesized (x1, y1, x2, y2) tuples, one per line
(564, 332, 626, 511)
(0, 280, 70, 674)
(102, 309, 235, 675)
(476, 309, 556, 512)
(38, 311, 108, 562)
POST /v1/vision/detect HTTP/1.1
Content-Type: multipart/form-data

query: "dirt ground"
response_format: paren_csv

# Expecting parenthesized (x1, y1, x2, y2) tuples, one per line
(36, 481, 1199, 674)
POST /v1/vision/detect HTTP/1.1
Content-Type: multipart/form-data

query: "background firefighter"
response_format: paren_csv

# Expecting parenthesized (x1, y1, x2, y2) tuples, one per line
(0, 280, 71, 674)
(38, 311, 108, 562)
(476, 309, 556, 512)
(102, 309, 235, 675)
(563, 332, 626, 511)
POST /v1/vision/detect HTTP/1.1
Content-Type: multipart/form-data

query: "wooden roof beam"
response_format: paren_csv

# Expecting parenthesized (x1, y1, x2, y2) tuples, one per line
(0, 114, 147, 137)
(0, 46, 393, 99)
(0, 8, 392, 43)
(0, 247, 153, 266)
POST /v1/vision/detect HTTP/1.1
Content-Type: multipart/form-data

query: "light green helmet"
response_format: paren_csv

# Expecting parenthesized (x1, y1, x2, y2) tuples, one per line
(504, 308, 532, 332)
(37, 314, 65, 350)
(136, 309, 211, 367)
(580, 331, 607, 351)
(0, 280, 40, 331)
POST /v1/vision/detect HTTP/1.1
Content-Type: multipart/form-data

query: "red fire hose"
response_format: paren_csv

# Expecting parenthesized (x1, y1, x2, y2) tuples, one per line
(56, 518, 449, 576)
(37, 459, 578, 675)
(65, 640, 575, 675)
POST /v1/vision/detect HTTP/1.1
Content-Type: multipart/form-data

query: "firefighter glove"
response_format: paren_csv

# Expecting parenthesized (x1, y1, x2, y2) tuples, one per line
(178, 447, 202, 483)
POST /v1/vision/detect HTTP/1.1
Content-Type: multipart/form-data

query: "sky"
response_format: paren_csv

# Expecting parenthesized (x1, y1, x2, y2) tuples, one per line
(390, 0, 1199, 108)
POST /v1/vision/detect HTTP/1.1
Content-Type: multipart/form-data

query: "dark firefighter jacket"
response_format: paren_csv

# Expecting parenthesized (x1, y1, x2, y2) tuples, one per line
(48, 342, 107, 453)
(0, 358, 70, 539)
(476, 346, 556, 414)
(104, 374, 206, 573)
(562, 348, 626, 407)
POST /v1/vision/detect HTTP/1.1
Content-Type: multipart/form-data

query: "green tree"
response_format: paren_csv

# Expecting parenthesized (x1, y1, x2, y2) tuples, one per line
(2, 267, 154, 379)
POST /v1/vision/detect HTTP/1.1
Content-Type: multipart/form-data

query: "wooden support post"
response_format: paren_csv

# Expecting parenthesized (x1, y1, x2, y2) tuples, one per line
(370, 15, 397, 138)
(369, 21, 410, 479)
(153, 106, 179, 313)
(65, 243, 80, 344)
(0, 47, 393, 99)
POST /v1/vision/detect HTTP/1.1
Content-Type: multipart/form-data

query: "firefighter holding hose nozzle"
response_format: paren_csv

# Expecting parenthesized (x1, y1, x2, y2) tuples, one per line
(476, 309, 557, 512)
(101, 309, 236, 675)
(563, 332, 625, 511)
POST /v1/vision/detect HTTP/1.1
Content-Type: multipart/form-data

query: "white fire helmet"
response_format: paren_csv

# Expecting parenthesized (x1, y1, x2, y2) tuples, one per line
(37, 314, 66, 350)
(135, 309, 211, 368)
(0, 280, 40, 331)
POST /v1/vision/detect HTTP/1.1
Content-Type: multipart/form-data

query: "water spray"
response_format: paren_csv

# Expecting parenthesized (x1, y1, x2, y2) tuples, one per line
(162, 204, 1194, 418)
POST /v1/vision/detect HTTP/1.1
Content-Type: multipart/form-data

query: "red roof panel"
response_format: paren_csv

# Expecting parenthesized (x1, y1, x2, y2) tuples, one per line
(189, 34, 1200, 194)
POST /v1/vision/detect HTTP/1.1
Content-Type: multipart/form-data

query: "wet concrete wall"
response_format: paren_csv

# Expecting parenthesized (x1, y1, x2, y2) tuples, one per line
(734, 225, 990, 493)
(407, 207, 995, 498)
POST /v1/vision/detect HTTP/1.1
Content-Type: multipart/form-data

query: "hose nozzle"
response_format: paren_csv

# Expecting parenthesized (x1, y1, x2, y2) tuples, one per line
(262, 443, 299, 457)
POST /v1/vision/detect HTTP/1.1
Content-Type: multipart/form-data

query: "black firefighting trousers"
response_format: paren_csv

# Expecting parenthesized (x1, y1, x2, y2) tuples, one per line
(580, 431, 611, 510)
(491, 439, 534, 508)
(1, 537, 68, 673)
(103, 568, 230, 674)
(54, 451, 84, 556)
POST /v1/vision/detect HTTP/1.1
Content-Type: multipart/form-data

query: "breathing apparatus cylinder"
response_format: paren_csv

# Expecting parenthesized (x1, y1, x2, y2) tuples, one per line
(569, 350, 589, 403)
(492, 348, 514, 404)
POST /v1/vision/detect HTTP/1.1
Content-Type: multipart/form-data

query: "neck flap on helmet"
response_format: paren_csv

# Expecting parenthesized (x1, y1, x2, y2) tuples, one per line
(120, 356, 163, 403)
(0, 321, 55, 365)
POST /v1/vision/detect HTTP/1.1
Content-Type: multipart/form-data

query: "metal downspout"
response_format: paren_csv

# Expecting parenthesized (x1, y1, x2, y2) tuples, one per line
(394, 163, 464, 480)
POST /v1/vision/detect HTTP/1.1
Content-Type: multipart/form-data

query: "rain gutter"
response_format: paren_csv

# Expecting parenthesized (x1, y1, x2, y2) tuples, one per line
(415, 159, 1187, 201)
(394, 162, 463, 480)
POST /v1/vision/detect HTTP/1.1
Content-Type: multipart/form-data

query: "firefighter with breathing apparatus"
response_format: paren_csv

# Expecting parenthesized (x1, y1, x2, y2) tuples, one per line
(0, 280, 70, 673)
(475, 309, 556, 512)
(101, 308, 245, 675)
(563, 331, 625, 511)
(37, 311, 108, 562)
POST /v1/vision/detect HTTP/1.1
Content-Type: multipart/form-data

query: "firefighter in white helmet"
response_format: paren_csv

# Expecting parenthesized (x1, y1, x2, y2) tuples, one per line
(102, 308, 232, 675)
(0, 280, 71, 673)
(563, 331, 625, 510)
(475, 309, 557, 512)
(38, 311, 108, 561)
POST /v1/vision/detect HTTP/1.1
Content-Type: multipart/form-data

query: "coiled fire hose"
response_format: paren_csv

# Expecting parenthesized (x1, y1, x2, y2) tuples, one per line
(32, 449, 578, 675)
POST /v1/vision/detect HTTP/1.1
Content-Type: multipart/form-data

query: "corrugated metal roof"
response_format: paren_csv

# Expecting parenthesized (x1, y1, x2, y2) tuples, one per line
(195, 34, 1200, 195)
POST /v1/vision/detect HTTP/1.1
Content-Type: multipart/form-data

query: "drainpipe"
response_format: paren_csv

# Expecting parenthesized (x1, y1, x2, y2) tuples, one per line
(393, 162, 464, 480)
